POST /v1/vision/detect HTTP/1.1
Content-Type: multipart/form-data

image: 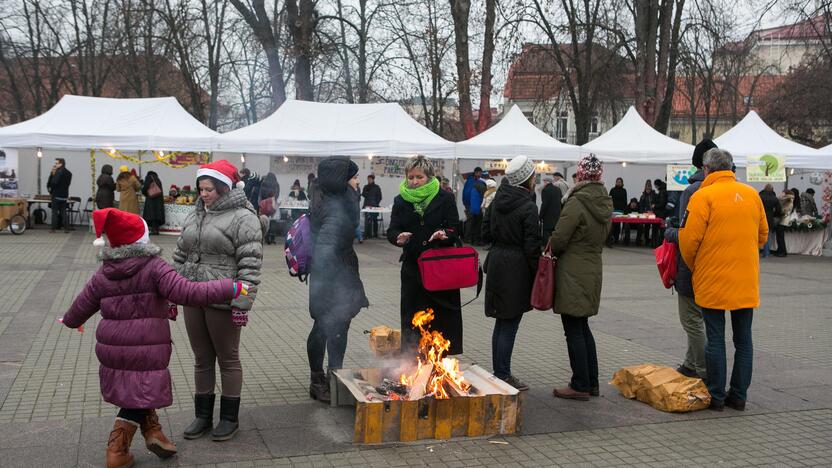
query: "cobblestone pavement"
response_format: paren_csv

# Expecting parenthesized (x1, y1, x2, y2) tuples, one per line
(0, 229, 830, 467)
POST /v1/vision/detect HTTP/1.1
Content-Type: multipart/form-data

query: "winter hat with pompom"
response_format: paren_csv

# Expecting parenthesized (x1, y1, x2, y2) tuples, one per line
(576, 153, 603, 182)
(197, 160, 245, 190)
(92, 208, 149, 247)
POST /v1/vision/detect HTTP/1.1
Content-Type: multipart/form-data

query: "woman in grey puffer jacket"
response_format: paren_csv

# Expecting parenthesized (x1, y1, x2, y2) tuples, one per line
(172, 160, 264, 442)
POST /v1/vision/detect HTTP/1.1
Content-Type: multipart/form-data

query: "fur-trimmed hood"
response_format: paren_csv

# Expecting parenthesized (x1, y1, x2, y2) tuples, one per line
(99, 243, 162, 280)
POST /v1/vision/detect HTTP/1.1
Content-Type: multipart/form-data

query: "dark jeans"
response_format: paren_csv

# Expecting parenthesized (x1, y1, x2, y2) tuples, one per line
(561, 315, 598, 393)
(117, 408, 150, 423)
(775, 225, 787, 255)
(702, 308, 753, 402)
(491, 315, 523, 379)
(466, 213, 483, 244)
(364, 212, 379, 238)
(307, 318, 351, 373)
(51, 199, 68, 230)
(610, 222, 622, 243)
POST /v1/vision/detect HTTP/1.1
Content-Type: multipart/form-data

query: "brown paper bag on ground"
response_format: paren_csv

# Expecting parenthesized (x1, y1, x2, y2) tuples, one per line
(367, 326, 401, 357)
(611, 363, 711, 412)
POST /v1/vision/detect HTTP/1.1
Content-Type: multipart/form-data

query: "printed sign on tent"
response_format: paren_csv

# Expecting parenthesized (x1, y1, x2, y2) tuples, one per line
(746, 154, 786, 182)
(667, 164, 697, 191)
(0, 148, 19, 197)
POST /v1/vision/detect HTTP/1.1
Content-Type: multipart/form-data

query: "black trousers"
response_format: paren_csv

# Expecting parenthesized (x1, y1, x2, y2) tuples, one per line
(561, 315, 598, 393)
(307, 318, 351, 373)
(364, 212, 379, 238)
(117, 408, 150, 423)
(775, 225, 787, 255)
(466, 214, 483, 244)
(51, 199, 68, 230)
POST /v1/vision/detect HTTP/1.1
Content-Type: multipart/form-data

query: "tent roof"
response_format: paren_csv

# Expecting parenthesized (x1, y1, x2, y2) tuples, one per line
(713, 111, 822, 167)
(217, 100, 455, 159)
(0, 95, 218, 151)
(456, 105, 580, 161)
(580, 106, 694, 164)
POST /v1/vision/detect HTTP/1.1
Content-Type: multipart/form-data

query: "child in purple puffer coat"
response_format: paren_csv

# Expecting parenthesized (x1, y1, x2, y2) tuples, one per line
(61, 208, 249, 468)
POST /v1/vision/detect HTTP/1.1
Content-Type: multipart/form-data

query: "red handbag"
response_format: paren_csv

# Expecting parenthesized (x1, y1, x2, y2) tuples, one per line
(531, 242, 557, 311)
(654, 240, 678, 289)
(418, 245, 482, 305)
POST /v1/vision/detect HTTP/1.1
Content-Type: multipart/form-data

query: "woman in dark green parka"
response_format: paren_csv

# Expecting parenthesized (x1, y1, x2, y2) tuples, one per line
(550, 154, 612, 401)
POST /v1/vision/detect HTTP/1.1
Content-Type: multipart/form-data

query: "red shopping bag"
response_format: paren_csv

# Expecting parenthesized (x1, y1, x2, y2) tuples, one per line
(654, 240, 678, 289)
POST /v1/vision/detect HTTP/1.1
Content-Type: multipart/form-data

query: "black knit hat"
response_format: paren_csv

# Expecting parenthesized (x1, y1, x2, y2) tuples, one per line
(692, 139, 717, 169)
(347, 160, 359, 180)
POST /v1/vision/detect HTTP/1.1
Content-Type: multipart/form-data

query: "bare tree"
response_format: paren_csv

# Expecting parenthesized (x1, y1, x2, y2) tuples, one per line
(285, 0, 318, 100)
(525, 0, 630, 144)
(629, 0, 685, 133)
(230, 0, 289, 108)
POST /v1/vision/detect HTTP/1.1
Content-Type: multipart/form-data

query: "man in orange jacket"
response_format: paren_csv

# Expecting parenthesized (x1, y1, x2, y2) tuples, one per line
(679, 148, 768, 412)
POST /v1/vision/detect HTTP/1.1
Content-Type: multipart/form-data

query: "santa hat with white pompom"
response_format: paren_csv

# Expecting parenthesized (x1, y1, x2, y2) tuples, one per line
(92, 208, 149, 247)
(196, 160, 245, 190)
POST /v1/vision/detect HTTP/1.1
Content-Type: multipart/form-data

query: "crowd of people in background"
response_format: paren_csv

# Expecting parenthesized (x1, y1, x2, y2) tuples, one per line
(52, 141, 829, 467)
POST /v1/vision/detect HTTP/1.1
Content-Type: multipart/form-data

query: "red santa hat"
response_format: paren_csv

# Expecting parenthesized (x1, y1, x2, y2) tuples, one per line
(196, 160, 245, 190)
(92, 208, 149, 247)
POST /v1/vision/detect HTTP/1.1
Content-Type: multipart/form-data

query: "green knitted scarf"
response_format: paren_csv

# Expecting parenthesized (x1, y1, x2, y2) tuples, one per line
(399, 177, 440, 216)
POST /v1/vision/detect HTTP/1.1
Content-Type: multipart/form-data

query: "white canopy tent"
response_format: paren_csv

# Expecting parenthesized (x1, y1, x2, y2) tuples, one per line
(713, 111, 825, 169)
(456, 105, 581, 161)
(0, 95, 219, 151)
(216, 100, 456, 159)
(580, 106, 695, 164)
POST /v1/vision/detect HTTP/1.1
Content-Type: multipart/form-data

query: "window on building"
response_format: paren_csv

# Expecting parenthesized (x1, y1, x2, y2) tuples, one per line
(590, 114, 599, 134)
(555, 111, 568, 142)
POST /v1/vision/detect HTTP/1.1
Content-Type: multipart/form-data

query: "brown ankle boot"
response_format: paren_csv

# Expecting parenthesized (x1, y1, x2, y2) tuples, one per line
(106, 418, 138, 468)
(139, 410, 177, 459)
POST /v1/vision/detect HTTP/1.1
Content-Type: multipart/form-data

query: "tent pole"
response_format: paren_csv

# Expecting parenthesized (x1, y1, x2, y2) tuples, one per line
(36, 148, 42, 195)
(90, 149, 96, 203)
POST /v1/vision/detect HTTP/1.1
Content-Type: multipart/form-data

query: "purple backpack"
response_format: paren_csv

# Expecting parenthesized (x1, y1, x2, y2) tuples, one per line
(284, 214, 312, 282)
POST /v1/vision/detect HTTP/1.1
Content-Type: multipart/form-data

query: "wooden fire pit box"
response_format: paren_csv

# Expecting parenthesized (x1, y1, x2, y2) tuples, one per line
(331, 365, 522, 444)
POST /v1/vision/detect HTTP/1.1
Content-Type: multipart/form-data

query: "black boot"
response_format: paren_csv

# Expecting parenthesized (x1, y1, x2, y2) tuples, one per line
(309, 371, 330, 403)
(211, 396, 240, 441)
(183, 393, 214, 440)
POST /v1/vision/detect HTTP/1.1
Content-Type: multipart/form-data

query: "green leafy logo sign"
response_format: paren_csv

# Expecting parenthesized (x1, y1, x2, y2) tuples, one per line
(747, 154, 786, 182)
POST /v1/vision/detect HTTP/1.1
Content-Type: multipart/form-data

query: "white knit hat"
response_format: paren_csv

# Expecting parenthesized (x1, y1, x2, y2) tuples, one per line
(505, 156, 535, 186)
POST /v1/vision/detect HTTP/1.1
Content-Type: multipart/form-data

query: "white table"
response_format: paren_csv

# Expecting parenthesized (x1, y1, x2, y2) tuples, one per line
(137, 202, 195, 235)
(774, 226, 831, 256)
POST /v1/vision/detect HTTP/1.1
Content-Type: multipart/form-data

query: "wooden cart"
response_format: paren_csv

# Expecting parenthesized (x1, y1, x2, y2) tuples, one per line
(0, 198, 28, 234)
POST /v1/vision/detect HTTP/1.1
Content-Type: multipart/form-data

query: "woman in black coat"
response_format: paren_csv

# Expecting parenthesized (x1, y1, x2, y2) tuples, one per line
(141, 171, 165, 234)
(481, 156, 541, 391)
(387, 155, 463, 356)
(307, 157, 369, 403)
(95, 164, 116, 209)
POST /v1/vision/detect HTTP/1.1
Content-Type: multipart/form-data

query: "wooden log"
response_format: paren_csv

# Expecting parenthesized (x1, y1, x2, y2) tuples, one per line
(406, 362, 434, 401)
(484, 394, 502, 435)
(451, 396, 469, 437)
(399, 399, 418, 442)
(500, 394, 518, 434)
(466, 396, 485, 437)
(381, 400, 401, 443)
(416, 398, 436, 440)
(364, 403, 383, 444)
(353, 403, 367, 443)
(434, 398, 453, 439)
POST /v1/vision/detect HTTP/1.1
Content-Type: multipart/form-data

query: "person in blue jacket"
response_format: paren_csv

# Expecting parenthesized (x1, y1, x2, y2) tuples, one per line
(462, 167, 486, 245)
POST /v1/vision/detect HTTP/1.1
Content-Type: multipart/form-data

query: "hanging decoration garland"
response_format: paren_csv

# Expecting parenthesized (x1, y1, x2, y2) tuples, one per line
(93, 149, 209, 168)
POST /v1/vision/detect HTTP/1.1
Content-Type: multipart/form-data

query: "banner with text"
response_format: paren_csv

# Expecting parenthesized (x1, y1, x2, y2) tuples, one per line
(667, 164, 697, 191)
(746, 154, 786, 182)
(0, 148, 19, 197)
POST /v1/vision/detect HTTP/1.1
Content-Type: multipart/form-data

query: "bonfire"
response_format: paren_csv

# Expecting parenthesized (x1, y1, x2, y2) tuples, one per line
(392, 309, 471, 400)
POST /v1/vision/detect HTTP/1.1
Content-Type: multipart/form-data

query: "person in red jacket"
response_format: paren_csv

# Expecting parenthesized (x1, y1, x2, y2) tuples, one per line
(62, 208, 248, 468)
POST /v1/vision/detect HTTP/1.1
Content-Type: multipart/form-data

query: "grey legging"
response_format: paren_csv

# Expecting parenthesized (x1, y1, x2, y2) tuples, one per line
(184, 306, 242, 397)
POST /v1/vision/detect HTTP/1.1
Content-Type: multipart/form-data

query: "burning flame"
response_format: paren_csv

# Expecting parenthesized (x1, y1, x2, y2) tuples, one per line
(400, 309, 470, 399)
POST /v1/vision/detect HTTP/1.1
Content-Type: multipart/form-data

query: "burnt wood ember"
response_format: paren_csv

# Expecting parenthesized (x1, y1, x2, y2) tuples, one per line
(376, 378, 408, 397)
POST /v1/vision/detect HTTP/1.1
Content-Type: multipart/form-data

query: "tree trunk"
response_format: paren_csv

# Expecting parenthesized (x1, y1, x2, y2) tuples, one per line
(286, 0, 316, 101)
(476, 0, 496, 132)
(449, 0, 474, 138)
